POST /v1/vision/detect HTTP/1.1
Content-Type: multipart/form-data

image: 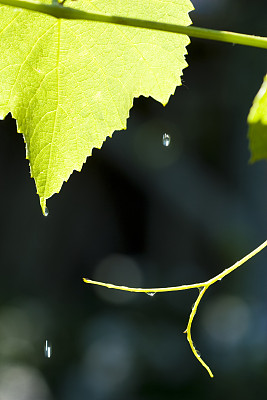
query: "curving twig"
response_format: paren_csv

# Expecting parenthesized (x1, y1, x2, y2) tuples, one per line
(83, 239, 267, 377)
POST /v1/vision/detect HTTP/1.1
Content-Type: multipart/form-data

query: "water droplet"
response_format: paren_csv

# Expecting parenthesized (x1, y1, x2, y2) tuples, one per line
(146, 292, 156, 297)
(162, 133, 171, 147)
(44, 207, 49, 217)
(44, 340, 52, 358)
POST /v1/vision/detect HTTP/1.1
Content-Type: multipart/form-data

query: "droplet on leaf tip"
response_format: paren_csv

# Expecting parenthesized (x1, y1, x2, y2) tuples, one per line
(146, 292, 156, 297)
(44, 207, 49, 217)
(162, 133, 170, 147)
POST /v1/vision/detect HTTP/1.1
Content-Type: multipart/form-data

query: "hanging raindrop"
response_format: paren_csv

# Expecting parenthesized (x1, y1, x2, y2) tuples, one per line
(162, 133, 171, 147)
(146, 292, 156, 297)
(44, 207, 49, 217)
(44, 340, 52, 358)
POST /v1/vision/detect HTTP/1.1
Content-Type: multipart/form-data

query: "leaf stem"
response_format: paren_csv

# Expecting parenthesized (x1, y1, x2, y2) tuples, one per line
(1, 0, 267, 50)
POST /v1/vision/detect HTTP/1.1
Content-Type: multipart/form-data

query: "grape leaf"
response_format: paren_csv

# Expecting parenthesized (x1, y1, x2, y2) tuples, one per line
(0, 0, 193, 213)
(248, 74, 267, 162)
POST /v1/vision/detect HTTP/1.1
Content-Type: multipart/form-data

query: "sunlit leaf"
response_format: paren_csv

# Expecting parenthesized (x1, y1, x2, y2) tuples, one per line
(0, 0, 193, 212)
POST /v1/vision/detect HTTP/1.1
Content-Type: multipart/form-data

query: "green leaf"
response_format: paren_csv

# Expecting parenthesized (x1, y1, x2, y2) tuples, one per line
(248, 74, 267, 162)
(0, 0, 193, 213)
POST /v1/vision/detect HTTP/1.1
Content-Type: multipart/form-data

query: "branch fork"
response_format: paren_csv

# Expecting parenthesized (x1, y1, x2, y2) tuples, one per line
(83, 239, 267, 377)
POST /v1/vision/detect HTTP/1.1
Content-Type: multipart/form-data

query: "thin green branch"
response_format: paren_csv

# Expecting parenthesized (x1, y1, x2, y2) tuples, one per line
(1, 0, 267, 50)
(84, 239, 267, 294)
(206, 238, 267, 285)
(83, 278, 202, 292)
(83, 239, 267, 377)
(185, 285, 214, 378)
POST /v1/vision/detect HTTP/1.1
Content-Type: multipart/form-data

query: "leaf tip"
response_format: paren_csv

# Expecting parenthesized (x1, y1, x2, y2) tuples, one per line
(40, 198, 49, 217)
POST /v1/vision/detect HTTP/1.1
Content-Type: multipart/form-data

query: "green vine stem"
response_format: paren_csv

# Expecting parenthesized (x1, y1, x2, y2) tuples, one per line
(84, 239, 267, 377)
(1, 0, 267, 49)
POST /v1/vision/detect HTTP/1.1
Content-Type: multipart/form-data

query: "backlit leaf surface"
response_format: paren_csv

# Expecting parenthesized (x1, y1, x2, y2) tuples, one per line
(0, 0, 193, 212)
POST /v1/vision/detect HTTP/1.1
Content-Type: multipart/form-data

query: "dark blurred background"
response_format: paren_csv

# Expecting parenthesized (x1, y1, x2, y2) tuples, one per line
(0, 0, 267, 399)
